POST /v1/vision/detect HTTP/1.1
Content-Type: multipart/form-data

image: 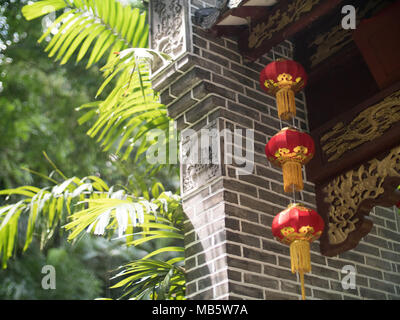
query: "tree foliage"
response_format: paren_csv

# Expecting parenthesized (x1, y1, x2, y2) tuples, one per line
(0, 0, 184, 300)
(0, 242, 103, 300)
(21, 0, 173, 174)
(0, 0, 123, 189)
(0, 165, 185, 299)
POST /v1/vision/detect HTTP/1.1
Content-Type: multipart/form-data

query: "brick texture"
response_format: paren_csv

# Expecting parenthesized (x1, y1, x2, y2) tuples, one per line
(150, 0, 400, 300)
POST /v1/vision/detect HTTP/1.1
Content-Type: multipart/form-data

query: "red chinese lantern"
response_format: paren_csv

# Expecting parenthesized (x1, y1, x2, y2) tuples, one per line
(272, 203, 324, 300)
(260, 59, 307, 120)
(265, 127, 314, 193)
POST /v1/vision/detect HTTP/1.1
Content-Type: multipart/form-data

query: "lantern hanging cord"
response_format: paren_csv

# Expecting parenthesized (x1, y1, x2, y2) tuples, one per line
(292, 185, 296, 203)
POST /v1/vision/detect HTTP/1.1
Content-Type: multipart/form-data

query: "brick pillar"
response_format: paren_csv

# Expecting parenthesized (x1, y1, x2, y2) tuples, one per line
(150, 0, 400, 300)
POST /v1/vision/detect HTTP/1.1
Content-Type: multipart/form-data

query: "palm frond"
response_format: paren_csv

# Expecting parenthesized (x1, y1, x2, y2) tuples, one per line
(65, 190, 183, 244)
(64, 189, 185, 300)
(23, 1, 173, 166)
(111, 259, 186, 300)
(22, 0, 149, 68)
(19, 1, 185, 299)
(0, 175, 112, 268)
(77, 47, 172, 167)
(0, 172, 185, 298)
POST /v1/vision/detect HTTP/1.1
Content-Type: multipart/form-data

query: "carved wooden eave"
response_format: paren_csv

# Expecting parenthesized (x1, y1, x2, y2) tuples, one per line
(209, 0, 345, 61)
(292, 0, 398, 131)
(307, 81, 400, 256)
(308, 82, 400, 185)
(300, 0, 400, 256)
(207, 0, 278, 38)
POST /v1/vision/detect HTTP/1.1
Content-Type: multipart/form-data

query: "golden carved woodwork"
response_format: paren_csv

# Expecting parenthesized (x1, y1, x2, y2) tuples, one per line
(323, 145, 400, 245)
(248, 0, 320, 49)
(320, 89, 400, 162)
(309, 0, 390, 68)
(308, 25, 352, 68)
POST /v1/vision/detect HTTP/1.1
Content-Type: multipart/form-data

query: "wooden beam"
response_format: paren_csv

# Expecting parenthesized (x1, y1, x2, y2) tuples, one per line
(228, 6, 271, 20)
(238, 0, 345, 61)
(306, 80, 400, 185)
(209, 1, 274, 35)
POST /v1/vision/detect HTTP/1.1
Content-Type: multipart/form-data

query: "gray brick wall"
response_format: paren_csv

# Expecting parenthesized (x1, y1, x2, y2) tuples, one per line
(151, 0, 400, 300)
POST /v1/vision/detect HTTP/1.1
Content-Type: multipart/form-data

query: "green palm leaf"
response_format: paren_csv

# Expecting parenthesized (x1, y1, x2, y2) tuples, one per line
(19, 1, 184, 299)
(23, 0, 173, 166)
(77, 48, 172, 164)
(22, 0, 148, 68)
(110, 259, 185, 300)
(0, 174, 115, 268)
(64, 188, 185, 300)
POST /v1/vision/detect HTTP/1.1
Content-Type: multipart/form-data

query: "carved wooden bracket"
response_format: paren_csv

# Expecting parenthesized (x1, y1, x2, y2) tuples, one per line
(308, 82, 400, 256)
(318, 146, 400, 256)
(308, 83, 400, 184)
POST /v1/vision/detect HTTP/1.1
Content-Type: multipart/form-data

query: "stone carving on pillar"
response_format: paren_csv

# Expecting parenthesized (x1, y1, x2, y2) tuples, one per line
(181, 121, 222, 195)
(149, 0, 190, 64)
(320, 145, 400, 256)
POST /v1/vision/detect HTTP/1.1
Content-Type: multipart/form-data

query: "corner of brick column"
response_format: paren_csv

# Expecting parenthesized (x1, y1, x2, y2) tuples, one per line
(149, 0, 306, 301)
(149, 0, 236, 300)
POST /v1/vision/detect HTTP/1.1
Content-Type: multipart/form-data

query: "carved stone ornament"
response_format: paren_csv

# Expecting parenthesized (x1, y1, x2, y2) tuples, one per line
(320, 89, 400, 162)
(149, 1, 188, 61)
(248, 0, 320, 49)
(181, 121, 222, 196)
(321, 145, 400, 255)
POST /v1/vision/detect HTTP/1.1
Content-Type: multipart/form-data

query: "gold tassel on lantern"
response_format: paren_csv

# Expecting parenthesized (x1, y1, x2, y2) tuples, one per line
(276, 87, 296, 121)
(290, 240, 311, 300)
(282, 161, 303, 192)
